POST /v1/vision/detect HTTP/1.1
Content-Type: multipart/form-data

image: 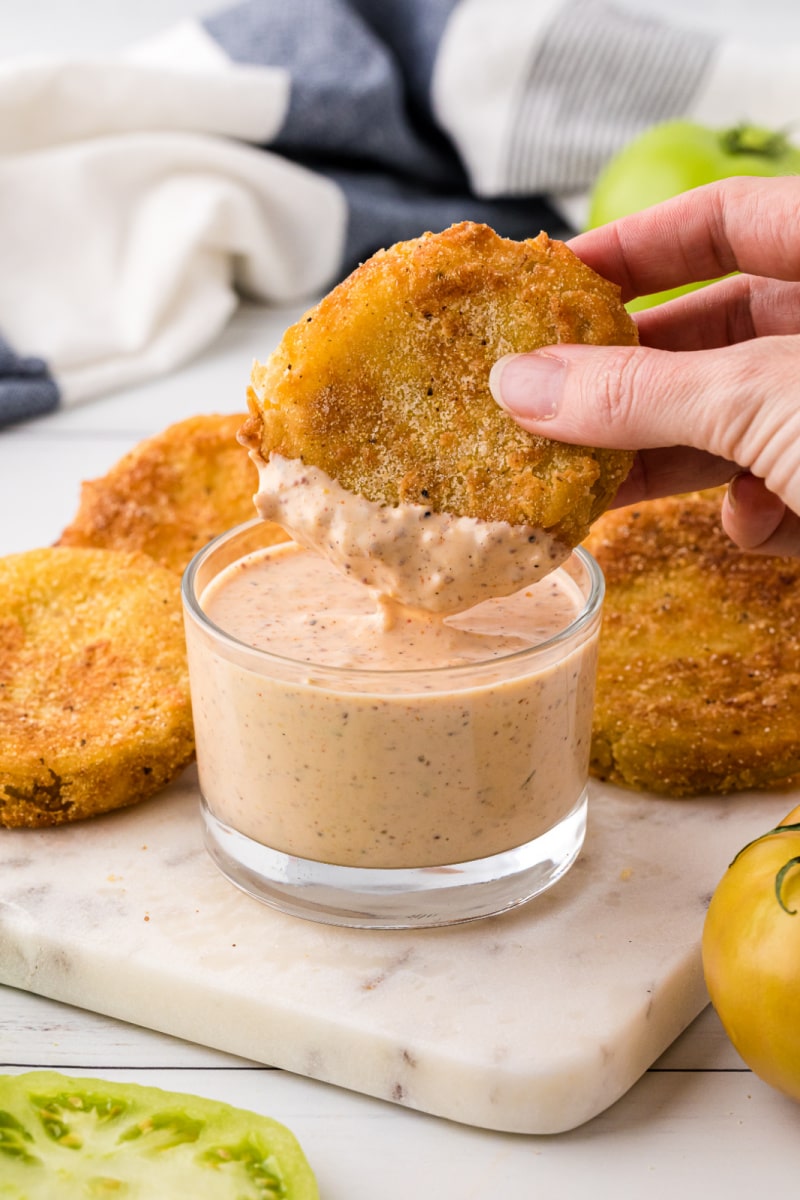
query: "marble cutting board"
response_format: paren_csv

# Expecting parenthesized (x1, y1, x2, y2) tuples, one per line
(0, 769, 793, 1135)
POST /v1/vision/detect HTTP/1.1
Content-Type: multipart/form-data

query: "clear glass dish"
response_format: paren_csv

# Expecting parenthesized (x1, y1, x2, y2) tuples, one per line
(182, 519, 603, 929)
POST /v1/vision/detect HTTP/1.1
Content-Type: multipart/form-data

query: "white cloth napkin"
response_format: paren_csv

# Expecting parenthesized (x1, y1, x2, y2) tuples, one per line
(2, 0, 799, 423)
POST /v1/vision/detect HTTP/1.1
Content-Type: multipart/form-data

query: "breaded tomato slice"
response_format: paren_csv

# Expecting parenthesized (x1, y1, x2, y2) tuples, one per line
(585, 489, 800, 796)
(58, 413, 286, 575)
(243, 223, 637, 547)
(0, 547, 195, 827)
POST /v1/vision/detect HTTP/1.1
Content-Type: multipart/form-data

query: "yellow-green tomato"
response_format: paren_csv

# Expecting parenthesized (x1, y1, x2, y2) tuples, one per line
(0, 1072, 319, 1198)
(587, 121, 800, 310)
(702, 804, 800, 1103)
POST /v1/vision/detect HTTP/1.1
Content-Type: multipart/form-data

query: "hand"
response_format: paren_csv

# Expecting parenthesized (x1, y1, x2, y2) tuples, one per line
(489, 176, 800, 555)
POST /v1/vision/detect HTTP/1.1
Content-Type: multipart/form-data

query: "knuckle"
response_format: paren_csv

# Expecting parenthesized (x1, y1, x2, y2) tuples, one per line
(588, 347, 647, 431)
(715, 342, 800, 500)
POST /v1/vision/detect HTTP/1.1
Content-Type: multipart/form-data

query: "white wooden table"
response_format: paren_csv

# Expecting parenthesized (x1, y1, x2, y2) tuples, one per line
(1, 300, 798, 1196)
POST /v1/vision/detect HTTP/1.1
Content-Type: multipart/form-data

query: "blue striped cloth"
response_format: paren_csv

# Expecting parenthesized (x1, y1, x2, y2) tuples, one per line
(0, 0, 793, 425)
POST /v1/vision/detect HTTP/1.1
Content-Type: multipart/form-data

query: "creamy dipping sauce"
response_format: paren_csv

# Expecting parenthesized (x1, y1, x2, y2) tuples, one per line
(253, 453, 571, 613)
(187, 539, 599, 869)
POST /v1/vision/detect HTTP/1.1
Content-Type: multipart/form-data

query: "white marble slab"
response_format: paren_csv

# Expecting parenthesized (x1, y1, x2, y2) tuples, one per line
(0, 771, 793, 1134)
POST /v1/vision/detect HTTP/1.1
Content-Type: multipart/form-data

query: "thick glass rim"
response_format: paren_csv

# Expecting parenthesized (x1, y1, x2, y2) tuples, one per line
(181, 518, 605, 681)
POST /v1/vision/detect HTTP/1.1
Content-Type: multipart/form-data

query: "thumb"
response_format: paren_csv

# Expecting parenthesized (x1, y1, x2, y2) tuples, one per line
(488, 339, 800, 515)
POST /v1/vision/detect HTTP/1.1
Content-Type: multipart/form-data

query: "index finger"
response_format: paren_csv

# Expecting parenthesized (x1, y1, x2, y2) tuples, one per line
(568, 175, 800, 303)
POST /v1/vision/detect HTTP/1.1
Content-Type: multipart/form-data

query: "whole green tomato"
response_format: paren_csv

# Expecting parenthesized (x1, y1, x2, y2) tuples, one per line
(702, 803, 800, 1104)
(587, 121, 800, 310)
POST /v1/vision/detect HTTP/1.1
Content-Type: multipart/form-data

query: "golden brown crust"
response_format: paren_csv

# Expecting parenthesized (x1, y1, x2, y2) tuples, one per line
(584, 488, 800, 796)
(244, 223, 637, 546)
(57, 413, 287, 574)
(0, 547, 195, 827)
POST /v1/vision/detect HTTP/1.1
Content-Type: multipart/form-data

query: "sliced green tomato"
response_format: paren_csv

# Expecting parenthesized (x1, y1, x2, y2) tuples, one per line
(0, 1072, 319, 1200)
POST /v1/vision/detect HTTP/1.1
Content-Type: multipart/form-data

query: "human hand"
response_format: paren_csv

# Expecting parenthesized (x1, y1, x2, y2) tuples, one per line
(489, 176, 800, 555)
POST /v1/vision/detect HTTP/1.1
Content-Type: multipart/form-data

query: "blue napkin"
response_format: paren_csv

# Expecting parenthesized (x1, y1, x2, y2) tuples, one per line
(3, 0, 787, 424)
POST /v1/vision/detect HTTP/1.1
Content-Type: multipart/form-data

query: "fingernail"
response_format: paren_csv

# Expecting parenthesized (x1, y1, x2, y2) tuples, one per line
(726, 471, 748, 511)
(489, 352, 565, 420)
(727, 470, 784, 516)
(724, 470, 786, 549)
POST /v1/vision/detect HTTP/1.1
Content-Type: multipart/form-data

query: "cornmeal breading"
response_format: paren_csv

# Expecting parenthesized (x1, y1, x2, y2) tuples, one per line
(585, 489, 800, 796)
(244, 223, 637, 547)
(0, 548, 195, 827)
(57, 413, 286, 574)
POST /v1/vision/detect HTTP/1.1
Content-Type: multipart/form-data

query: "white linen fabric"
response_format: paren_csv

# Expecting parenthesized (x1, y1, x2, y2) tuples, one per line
(0, 31, 345, 410)
(1, 0, 798, 424)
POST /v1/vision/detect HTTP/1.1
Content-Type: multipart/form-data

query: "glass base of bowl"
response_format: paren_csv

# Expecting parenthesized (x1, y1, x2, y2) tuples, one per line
(200, 790, 588, 929)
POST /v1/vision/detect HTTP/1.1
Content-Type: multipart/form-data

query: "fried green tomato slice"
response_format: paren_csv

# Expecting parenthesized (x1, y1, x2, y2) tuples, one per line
(243, 222, 637, 547)
(0, 547, 195, 828)
(57, 414, 287, 576)
(0, 1071, 318, 1199)
(584, 489, 800, 796)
